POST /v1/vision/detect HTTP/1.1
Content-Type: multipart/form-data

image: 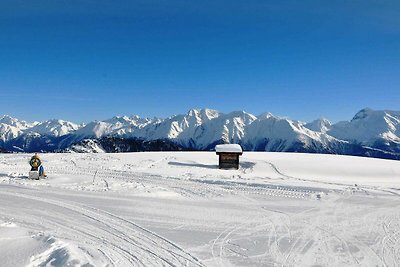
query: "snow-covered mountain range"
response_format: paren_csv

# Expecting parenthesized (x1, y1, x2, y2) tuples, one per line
(1, 108, 399, 160)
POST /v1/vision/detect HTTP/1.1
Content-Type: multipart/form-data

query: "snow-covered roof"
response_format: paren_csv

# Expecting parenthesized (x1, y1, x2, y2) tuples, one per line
(215, 144, 243, 153)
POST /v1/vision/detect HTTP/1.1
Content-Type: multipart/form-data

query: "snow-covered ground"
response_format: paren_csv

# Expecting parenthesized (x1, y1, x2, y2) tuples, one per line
(1, 152, 400, 266)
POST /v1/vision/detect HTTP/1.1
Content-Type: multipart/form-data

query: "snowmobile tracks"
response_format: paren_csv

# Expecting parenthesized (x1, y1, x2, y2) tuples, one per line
(46, 164, 327, 201)
(189, 178, 322, 200)
(50, 164, 323, 200)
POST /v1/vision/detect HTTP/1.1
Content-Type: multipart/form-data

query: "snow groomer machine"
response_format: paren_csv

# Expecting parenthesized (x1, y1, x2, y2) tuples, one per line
(29, 153, 47, 180)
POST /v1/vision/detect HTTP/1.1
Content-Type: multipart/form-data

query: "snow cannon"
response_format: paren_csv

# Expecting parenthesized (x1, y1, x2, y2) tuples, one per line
(29, 153, 47, 180)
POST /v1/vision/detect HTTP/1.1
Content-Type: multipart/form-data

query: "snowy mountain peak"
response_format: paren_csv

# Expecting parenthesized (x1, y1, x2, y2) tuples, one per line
(257, 112, 276, 120)
(227, 110, 255, 118)
(0, 115, 31, 129)
(203, 109, 221, 120)
(186, 108, 221, 121)
(305, 118, 332, 133)
(328, 108, 400, 146)
(351, 108, 374, 121)
(104, 116, 132, 125)
(74, 121, 111, 139)
(27, 119, 81, 137)
(130, 115, 144, 122)
(0, 115, 17, 125)
(223, 111, 258, 127)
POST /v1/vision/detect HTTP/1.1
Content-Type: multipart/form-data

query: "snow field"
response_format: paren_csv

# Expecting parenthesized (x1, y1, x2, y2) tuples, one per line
(1, 152, 400, 266)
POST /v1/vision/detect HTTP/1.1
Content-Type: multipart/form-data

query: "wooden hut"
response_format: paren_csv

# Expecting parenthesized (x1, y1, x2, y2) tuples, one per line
(215, 144, 243, 169)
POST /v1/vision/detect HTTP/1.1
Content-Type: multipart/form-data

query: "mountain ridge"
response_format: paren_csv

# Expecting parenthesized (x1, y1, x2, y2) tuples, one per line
(1, 109, 399, 160)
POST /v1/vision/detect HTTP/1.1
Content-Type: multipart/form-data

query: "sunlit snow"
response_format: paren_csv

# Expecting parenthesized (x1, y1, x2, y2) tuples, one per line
(1, 152, 400, 266)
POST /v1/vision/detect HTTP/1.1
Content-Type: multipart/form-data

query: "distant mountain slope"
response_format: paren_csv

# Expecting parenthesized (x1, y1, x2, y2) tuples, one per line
(26, 119, 80, 137)
(327, 108, 400, 153)
(0, 115, 34, 145)
(1, 108, 400, 160)
(64, 137, 186, 153)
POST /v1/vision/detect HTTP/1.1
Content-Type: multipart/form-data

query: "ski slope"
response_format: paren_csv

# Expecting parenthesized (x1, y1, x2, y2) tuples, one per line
(1, 152, 400, 266)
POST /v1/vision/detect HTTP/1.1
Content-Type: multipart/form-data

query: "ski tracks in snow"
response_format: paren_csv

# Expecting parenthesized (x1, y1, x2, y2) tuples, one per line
(0, 187, 204, 267)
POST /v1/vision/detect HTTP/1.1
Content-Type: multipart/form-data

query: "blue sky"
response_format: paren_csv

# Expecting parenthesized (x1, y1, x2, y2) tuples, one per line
(0, 0, 399, 123)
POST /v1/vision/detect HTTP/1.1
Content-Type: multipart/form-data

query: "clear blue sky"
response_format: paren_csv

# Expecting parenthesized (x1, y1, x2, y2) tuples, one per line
(0, 0, 399, 123)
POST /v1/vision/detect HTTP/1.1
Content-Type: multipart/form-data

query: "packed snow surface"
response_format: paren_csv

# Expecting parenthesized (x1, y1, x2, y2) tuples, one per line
(1, 152, 400, 266)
